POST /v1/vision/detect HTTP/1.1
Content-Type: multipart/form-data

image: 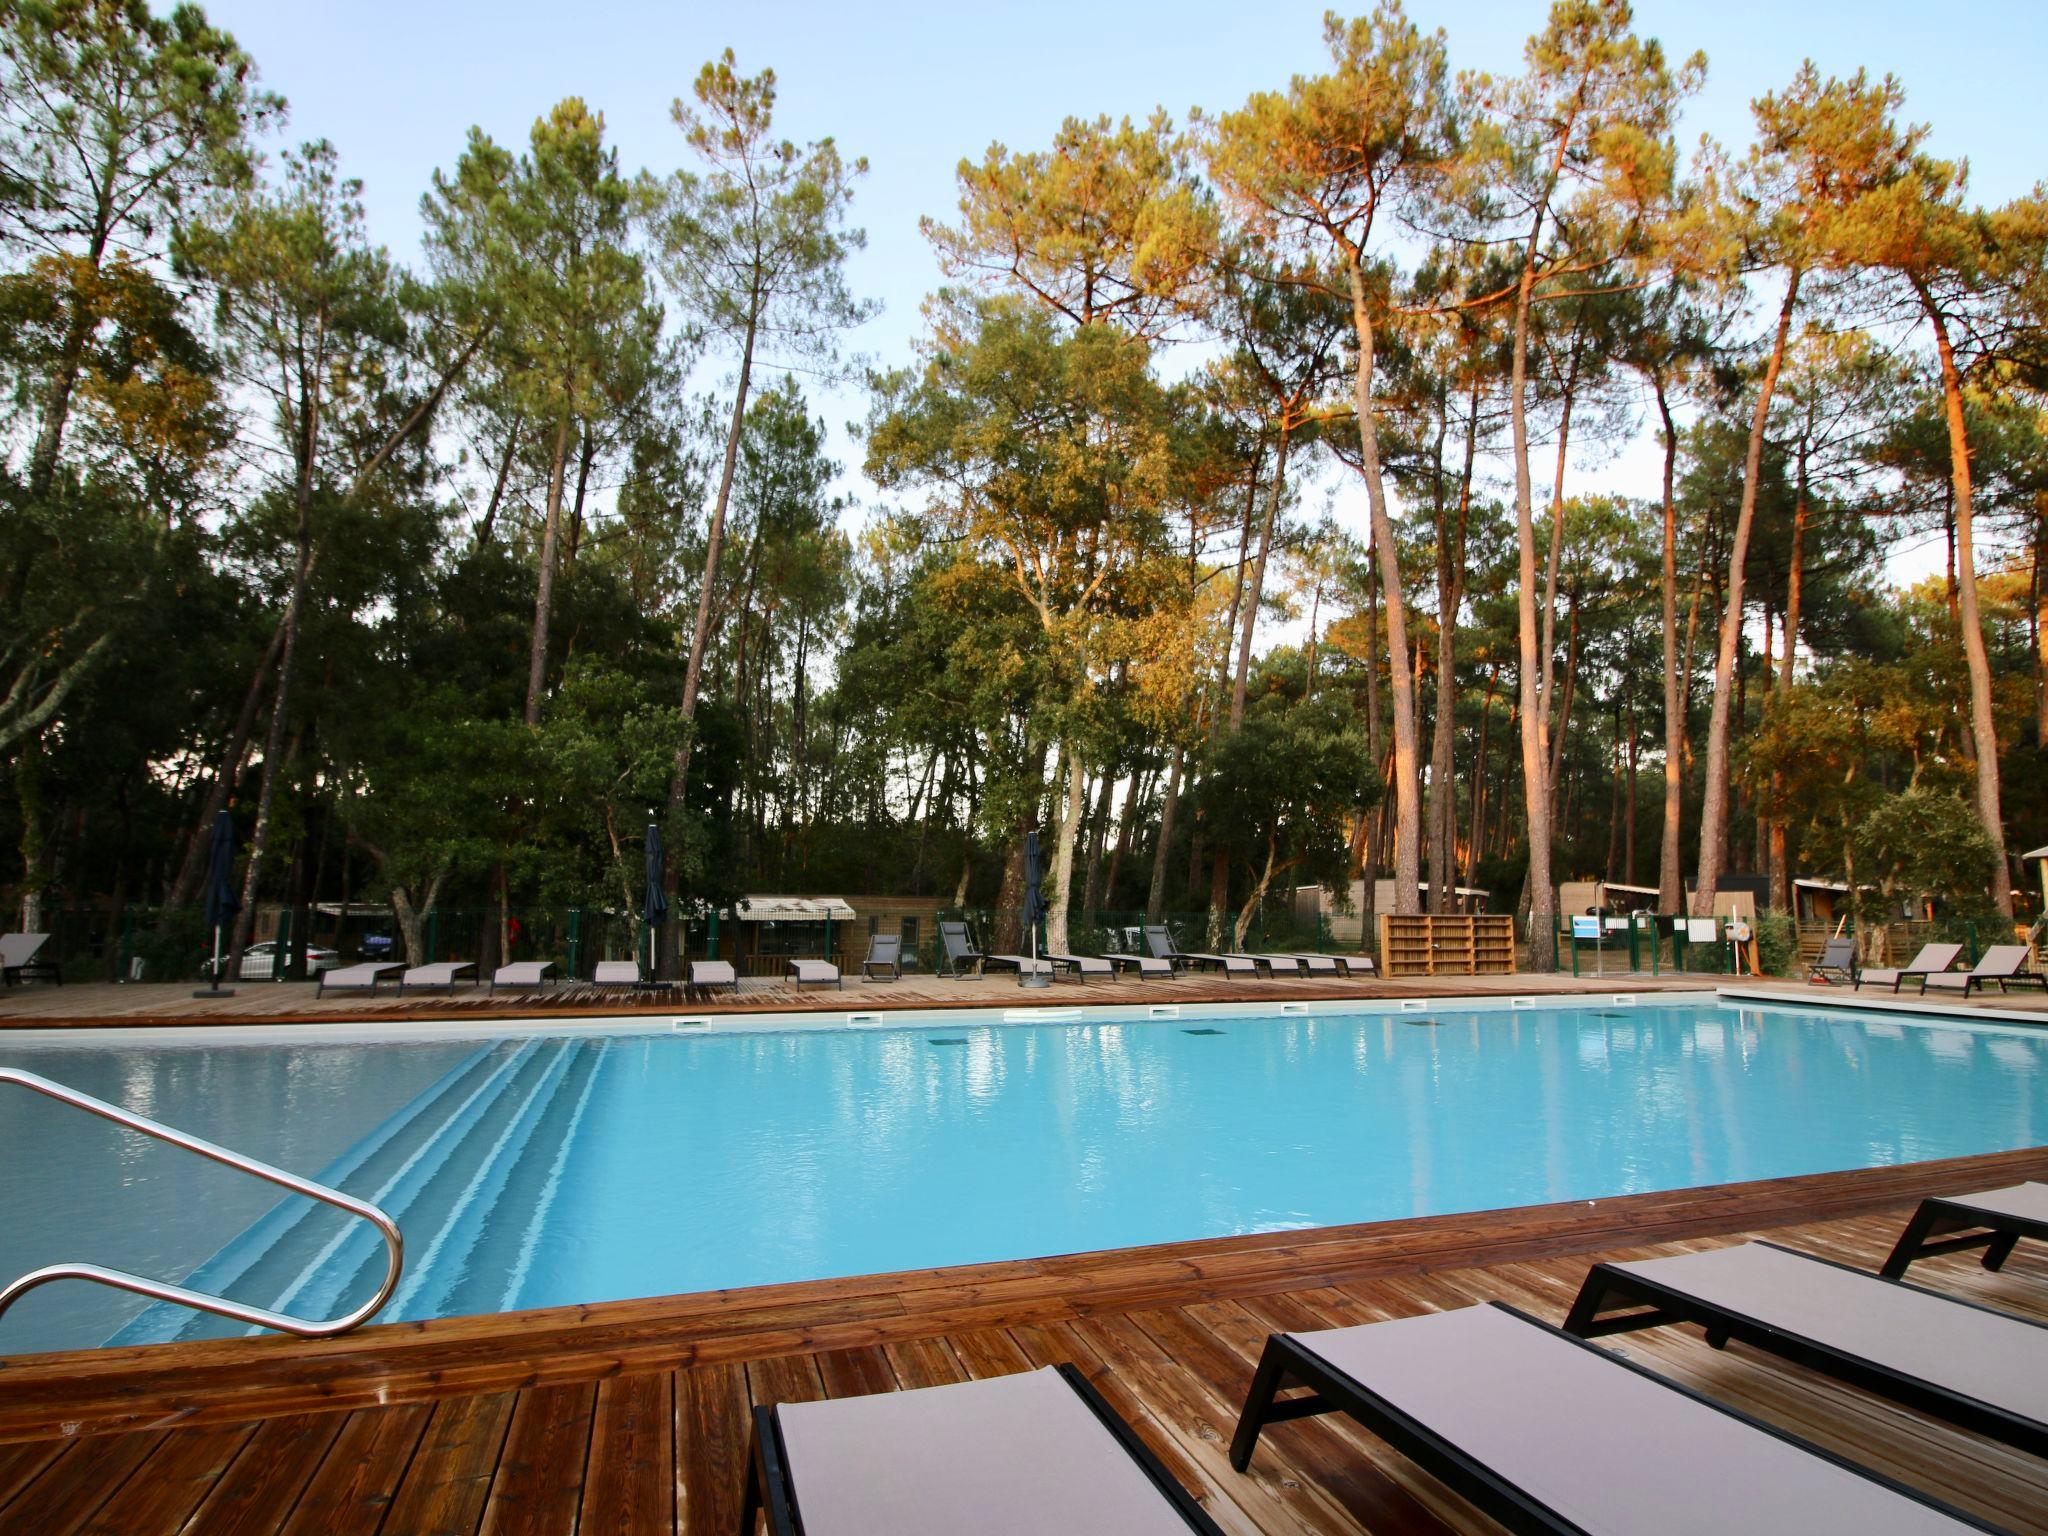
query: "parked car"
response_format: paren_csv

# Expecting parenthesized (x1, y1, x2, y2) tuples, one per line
(202, 941, 340, 981)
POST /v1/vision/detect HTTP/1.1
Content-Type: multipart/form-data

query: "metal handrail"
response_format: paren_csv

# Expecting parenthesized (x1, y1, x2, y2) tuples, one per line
(0, 1067, 403, 1339)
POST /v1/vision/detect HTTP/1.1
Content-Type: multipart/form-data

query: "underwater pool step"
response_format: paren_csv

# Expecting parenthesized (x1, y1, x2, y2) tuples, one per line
(393, 1038, 609, 1319)
(107, 1039, 528, 1346)
(125, 1038, 564, 1344)
(274, 1039, 575, 1328)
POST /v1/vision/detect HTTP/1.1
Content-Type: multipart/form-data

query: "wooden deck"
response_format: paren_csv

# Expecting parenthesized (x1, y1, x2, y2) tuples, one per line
(0, 969, 1750, 1030)
(2, 1148, 2045, 1534)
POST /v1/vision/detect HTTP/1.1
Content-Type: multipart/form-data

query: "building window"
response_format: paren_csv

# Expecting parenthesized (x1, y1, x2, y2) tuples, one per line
(900, 916, 919, 947)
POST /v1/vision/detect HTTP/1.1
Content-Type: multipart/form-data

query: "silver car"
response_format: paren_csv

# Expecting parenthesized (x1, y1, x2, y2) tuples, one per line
(203, 940, 340, 980)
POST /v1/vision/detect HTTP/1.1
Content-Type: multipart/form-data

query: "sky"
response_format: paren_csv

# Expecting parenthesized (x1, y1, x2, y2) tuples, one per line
(202, 0, 2047, 585)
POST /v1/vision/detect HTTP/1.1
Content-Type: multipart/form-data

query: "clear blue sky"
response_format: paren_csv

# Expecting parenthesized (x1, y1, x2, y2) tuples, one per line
(203, 0, 2045, 572)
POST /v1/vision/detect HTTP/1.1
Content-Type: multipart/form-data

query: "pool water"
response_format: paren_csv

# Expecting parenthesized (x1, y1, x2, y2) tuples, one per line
(1, 999, 2042, 1354)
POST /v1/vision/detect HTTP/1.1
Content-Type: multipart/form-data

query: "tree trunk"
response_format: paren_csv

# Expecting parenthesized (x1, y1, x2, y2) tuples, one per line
(230, 306, 328, 975)
(1465, 661, 1498, 892)
(1343, 256, 1421, 914)
(1694, 273, 1800, 916)
(476, 408, 523, 549)
(525, 410, 573, 727)
(672, 304, 760, 798)
(1429, 382, 1478, 914)
(1080, 766, 1116, 921)
(1917, 280, 2013, 916)
(165, 615, 287, 910)
(1655, 376, 1686, 913)
(1230, 430, 1290, 729)
(1148, 745, 1183, 921)
(1508, 224, 1556, 963)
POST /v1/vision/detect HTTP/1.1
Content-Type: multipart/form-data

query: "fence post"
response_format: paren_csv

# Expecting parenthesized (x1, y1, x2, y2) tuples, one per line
(1965, 920, 1979, 966)
(708, 908, 719, 960)
(568, 907, 583, 980)
(425, 908, 439, 965)
(275, 906, 293, 983)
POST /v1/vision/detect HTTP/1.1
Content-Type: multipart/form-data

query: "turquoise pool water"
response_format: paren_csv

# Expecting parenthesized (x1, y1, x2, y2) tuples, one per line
(1, 998, 2043, 1354)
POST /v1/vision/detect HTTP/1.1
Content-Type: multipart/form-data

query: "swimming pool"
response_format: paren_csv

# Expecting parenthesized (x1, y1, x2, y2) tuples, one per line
(1, 995, 2043, 1355)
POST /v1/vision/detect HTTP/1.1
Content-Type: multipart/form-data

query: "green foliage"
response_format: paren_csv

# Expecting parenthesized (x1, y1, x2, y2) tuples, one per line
(1852, 790, 2002, 923)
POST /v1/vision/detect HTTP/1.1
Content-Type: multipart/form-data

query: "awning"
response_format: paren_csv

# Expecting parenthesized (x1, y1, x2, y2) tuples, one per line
(2023, 846, 2048, 862)
(734, 896, 858, 922)
(1793, 878, 1849, 893)
(1601, 882, 1660, 897)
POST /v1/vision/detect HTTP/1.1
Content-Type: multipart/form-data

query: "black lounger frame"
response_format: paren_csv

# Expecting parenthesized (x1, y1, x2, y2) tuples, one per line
(740, 1361, 1225, 1536)
(1882, 1191, 2046, 1280)
(1229, 1301, 2003, 1536)
(1562, 1240, 2048, 1458)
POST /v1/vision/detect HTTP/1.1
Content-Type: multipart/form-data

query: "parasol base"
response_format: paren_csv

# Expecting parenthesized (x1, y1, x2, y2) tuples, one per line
(1018, 970, 1052, 990)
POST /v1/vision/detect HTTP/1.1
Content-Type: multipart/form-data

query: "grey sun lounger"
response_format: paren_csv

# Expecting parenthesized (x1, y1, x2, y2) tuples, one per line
(315, 961, 405, 998)
(1922, 944, 2046, 996)
(938, 920, 987, 979)
(863, 933, 904, 981)
(1249, 954, 1309, 976)
(1107, 953, 1175, 979)
(1046, 952, 1113, 979)
(1883, 1181, 2048, 1280)
(1855, 941, 1963, 993)
(1230, 1301, 1999, 1535)
(1564, 1239, 2048, 1457)
(1809, 935, 1858, 983)
(0, 932, 59, 985)
(787, 957, 842, 989)
(743, 1364, 1224, 1536)
(983, 952, 1055, 978)
(591, 960, 643, 988)
(398, 960, 476, 994)
(1269, 952, 1341, 976)
(1142, 924, 1259, 978)
(688, 959, 738, 996)
(488, 960, 556, 995)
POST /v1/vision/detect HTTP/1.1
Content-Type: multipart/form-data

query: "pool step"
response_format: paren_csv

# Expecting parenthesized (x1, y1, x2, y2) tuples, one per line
(108, 1040, 526, 1346)
(111, 1037, 597, 1345)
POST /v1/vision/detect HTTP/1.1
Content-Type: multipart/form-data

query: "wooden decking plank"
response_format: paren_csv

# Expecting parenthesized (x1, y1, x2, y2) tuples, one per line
(1068, 1311, 1370, 1536)
(1130, 1301, 1449, 1536)
(373, 1390, 515, 1536)
(579, 1371, 675, 1536)
(0, 1429, 157, 1535)
(675, 1361, 750, 1536)
(945, 1324, 1036, 1379)
(178, 1412, 344, 1536)
(810, 1344, 896, 1399)
(880, 1334, 967, 1390)
(277, 1403, 432, 1536)
(478, 1381, 597, 1536)
(0, 1437, 68, 1514)
(72, 1422, 255, 1536)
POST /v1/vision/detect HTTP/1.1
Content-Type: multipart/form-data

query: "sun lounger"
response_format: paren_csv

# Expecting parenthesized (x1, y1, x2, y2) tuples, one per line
(1142, 924, 1258, 978)
(863, 933, 904, 981)
(315, 961, 404, 998)
(1271, 952, 1341, 976)
(1921, 944, 2046, 996)
(488, 960, 556, 995)
(399, 960, 476, 994)
(0, 932, 59, 986)
(1230, 1302, 1996, 1535)
(591, 960, 642, 988)
(1809, 935, 1857, 984)
(1250, 954, 1309, 976)
(688, 959, 738, 996)
(983, 952, 1055, 978)
(1326, 953, 1377, 977)
(1564, 1239, 2048, 1457)
(1046, 952, 1113, 979)
(1854, 941, 1963, 993)
(1882, 1181, 2048, 1280)
(743, 1363, 1224, 1536)
(938, 920, 986, 979)
(1107, 953, 1175, 979)
(787, 957, 842, 989)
